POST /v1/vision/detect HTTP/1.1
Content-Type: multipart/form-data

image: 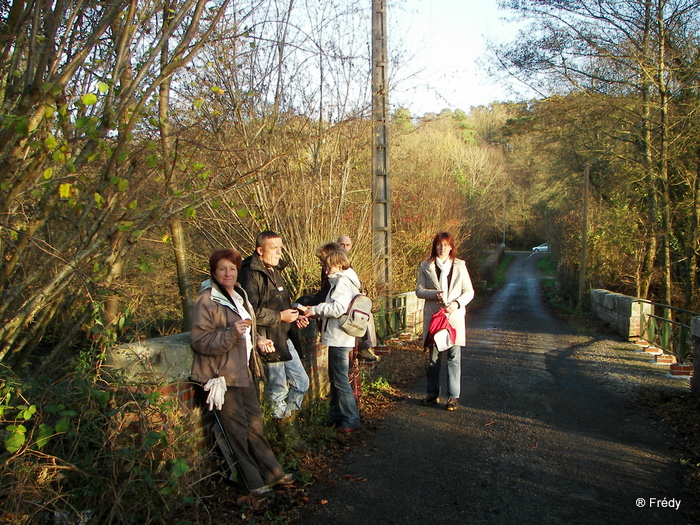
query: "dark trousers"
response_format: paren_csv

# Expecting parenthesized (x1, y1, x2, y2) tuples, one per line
(217, 384, 284, 490)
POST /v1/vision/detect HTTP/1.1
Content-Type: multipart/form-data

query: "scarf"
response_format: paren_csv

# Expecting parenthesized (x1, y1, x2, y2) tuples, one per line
(212, 280, 253, 361)
(435, 257, 453, 303)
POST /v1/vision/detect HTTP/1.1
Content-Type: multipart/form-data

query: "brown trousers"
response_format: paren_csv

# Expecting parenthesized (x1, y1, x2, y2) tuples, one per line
(217, 384, 284, 490)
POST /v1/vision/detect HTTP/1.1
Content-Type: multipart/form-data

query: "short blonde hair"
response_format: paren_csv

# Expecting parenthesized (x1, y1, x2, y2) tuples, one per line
(323, 249, 350, 270)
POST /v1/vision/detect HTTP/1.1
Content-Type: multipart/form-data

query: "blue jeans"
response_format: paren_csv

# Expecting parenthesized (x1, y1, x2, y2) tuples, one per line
(328, 346, 361, 429)
(265, 345, 309, 419)
(426, 344, 461, 399)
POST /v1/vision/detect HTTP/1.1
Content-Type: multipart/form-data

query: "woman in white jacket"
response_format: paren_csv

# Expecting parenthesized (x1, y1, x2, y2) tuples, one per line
(306, 249, 362, 432)
(415, 232, 475, 411)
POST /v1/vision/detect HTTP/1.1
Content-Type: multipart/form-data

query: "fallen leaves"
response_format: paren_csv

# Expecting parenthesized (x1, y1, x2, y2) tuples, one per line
(344, 474, 368, 483)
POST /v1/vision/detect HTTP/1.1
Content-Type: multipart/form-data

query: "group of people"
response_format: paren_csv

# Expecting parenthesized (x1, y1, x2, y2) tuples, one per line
(190, 232, 366, 495)
(190, 230, 474, 495)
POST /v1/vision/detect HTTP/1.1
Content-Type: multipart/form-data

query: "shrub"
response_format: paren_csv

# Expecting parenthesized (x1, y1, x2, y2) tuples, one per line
(0, 365, 205, 524)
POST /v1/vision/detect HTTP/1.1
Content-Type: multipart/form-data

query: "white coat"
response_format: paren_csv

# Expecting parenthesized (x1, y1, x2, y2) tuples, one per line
(310, 268, 362, 348)
(415, 257, 474, 347)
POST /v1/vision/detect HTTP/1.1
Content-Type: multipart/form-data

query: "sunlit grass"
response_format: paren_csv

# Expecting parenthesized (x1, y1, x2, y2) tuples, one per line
(493, 253, 515, 289)
(535, 256, 555, 276)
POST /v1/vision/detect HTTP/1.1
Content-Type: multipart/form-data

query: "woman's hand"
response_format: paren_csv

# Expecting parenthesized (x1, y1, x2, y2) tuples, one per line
(302, 306, 315, 318)
(232, 319, 251, 337)
(257, 338, 275, 354)
(445, 301, 459, 315)
(296, 316, 310, 329)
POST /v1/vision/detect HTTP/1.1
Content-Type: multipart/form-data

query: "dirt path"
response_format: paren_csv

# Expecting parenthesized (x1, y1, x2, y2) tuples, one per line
(294, 252, 693, 525)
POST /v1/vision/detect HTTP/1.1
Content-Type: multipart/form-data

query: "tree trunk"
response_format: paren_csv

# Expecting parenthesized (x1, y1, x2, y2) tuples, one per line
(160, 2, 192, 331)
(639, 0, 657, 300)
(657, 0, 672, 309)
(170, 218, 193, 330)
(687, 153, 700, 311)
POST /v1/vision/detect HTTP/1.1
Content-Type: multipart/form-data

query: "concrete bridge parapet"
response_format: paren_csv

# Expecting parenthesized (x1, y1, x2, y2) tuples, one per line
(590, 289, 653, 341)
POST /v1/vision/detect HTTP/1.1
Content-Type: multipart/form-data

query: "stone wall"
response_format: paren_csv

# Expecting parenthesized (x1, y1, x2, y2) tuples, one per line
(402, 291, 424, 335)
(591, 289, 700, 385)
(105, 323, 330, 401)
(105, 291, 425, 399)
(590, 289, 653, 340)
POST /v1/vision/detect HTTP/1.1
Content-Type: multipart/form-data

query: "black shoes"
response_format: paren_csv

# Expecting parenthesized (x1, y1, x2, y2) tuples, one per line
(422, 395, 458, 410)
(421, 395, 439, 406)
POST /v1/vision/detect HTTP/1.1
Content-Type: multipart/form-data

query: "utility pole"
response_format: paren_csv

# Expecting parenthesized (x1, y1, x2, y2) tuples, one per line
(372, 0, 392, 295)
(578, 161, 590, 310)
(501, 206, 506, 248)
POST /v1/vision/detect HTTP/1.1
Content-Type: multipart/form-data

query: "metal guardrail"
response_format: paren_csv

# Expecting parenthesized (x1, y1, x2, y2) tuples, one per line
(638, 300, 696, 364)
(373, 294, 408, 343)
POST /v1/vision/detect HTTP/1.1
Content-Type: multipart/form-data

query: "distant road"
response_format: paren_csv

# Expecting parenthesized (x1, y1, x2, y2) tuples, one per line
(296, 251, 691, 525)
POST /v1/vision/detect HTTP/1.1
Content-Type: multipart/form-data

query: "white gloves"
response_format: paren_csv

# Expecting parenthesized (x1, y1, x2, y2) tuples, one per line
(203, 376, 227, 411)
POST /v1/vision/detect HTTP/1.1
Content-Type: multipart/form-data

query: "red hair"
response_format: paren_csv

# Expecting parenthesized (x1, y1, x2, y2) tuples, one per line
(209, 248, 243, 276)
(430, 232, 456, 260)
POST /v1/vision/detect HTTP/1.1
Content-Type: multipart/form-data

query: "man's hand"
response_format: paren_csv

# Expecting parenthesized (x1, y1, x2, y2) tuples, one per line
(445, 301, 459, 315)
(257, 338, 275, 353)
(280, 308, 300, 323)
(295, 316, 310, 328)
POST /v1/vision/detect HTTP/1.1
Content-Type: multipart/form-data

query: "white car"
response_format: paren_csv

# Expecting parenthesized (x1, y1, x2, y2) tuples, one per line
(532, 243, 549, 253)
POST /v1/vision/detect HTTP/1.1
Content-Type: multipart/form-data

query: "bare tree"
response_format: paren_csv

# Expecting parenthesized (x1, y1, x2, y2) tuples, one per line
(491, 0, 700, 305)
(0, 0, 232, 371)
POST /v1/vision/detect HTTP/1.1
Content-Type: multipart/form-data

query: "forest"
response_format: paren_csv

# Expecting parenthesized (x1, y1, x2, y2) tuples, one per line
(2, 0, 696, 376)
(1, 0, 700, 520)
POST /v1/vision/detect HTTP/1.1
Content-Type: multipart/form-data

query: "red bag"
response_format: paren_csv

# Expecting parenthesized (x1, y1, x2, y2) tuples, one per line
(427, 308, 456, 351)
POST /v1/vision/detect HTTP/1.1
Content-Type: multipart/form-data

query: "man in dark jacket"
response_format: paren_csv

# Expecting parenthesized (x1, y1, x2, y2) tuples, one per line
(239, 231, 309, 439)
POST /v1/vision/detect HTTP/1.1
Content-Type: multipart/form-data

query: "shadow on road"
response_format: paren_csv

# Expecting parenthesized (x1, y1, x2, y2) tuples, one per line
(296, 252, 692, 525)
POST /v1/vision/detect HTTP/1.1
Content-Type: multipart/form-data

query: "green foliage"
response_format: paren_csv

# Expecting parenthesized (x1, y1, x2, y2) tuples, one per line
(392, 107, 415, 133)
(535, 256, 555, 277)
(362, 375, 392, 395)
(0, 365, 205, 524)
(493, 253, 515, 289)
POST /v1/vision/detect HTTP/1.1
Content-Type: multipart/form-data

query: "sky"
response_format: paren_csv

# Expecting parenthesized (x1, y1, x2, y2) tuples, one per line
(388, 0, 531, 116)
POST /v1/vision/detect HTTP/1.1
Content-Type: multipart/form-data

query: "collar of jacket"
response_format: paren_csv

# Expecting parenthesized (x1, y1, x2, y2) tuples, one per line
(210, 286, 237, 312)
(243, 253, 289, 274)
(328, 268, 361, 290)
(423, 260, 442, 290)
(201, 280, 246, 314)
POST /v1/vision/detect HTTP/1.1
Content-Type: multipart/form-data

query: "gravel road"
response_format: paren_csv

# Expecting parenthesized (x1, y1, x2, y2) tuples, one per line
(294, 251, 695, 525)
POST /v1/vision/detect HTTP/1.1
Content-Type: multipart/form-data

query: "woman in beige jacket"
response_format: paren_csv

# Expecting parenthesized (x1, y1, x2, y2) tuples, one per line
(191, 248, 294, 495)
(415, 233, 475, 411)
